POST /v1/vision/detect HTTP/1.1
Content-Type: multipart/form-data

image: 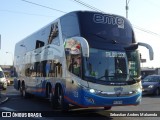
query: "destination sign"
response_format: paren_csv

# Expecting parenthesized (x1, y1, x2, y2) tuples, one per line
(106, 51, 126, 58)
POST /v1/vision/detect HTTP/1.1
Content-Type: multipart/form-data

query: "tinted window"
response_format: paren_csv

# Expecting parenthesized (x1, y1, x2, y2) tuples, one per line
(60, 13, 80, 40)
(143, 76, 160, 82)
(78, 12, 136, 48)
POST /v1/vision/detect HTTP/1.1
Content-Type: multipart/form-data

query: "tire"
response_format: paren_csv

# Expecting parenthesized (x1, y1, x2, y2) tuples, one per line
(57, 86, 69, 112)
(49, 92, 58, 109)
(47, 85, 58, 109)
(19, 83, 23, 97)
(20, 82, 29, 98)
(104, 106, 112, 110)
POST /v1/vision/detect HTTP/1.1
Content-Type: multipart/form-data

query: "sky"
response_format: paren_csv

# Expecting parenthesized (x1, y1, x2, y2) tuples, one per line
(0, 0, 160, 68)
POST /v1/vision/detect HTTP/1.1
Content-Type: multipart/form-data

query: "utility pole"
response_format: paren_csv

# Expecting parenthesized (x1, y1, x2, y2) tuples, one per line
(125, 0, 131, 19)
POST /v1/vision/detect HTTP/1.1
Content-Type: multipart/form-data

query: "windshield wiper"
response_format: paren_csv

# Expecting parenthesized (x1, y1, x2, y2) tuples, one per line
(114, 73, 128, 76)
(114, 73, 139, 82)
(84, 76, 97, 83)
(111, 72, 138, 81)
(97, 75, 115, 80)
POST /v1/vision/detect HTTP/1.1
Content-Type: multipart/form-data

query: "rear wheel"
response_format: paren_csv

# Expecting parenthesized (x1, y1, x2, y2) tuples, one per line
(47, 86, 58, 109)
(57, 86, 69, 112)
(20, 82, 30, 98)
(49, 92, 58, 109)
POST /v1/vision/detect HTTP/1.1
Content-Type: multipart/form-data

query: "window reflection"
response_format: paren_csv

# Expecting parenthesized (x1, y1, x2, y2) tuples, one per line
(24, 60, 62, 78)
(84, 48, 128, 81)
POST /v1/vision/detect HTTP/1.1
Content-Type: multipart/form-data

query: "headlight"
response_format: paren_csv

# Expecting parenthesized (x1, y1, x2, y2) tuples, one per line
(148, 85, 154, 88)
(85, 88, 101, 94)
(88, 88, 101, 94)
(78, 83, 101, 94)
(89, 89, 95, 93)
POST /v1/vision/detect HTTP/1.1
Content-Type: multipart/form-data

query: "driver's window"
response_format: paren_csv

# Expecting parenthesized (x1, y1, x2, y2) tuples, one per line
(69, 55, 81, 77)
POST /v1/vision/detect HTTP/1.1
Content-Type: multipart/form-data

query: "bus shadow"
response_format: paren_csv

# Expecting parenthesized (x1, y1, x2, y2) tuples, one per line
(21, 96, 113, 119)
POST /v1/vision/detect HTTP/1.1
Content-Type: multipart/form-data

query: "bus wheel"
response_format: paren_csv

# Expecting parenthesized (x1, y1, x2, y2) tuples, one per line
(20, 83, 26, 98)
(104, 106, 112, 110)
(57, 87, 69, 112)
(49, 91, 58, 109)
(20, 82, 29, 98)
(19, 83, 22, 95)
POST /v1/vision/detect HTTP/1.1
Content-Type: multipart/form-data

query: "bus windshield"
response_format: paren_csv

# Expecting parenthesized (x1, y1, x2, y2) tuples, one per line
(83, 48, 140, 82)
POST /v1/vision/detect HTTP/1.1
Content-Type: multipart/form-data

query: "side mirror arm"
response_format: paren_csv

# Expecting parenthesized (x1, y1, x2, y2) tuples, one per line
(138, 42, 154, 60)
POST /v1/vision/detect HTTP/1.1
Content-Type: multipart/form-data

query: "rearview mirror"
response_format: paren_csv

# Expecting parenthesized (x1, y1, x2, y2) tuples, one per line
(138, 42, 154, 60)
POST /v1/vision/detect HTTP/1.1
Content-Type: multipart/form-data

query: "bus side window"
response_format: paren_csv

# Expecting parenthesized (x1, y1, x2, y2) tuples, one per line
(73, 56, 81, 77)
(48, 22, 59, 44)
(37, 62, 43, 77)
(49, 61, 56, 77)
(68, 55, 82, 77)
(69, 58, 74, 73)
(25, 64, 30, 77)
(55, 62, 62, 77)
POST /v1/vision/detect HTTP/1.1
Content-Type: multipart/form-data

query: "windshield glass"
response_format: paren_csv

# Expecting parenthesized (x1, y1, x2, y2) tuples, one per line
(126, 50, 140, 78)
(84, 48, 128, 82)
(143, 76, 160, 82)
(83, 48, 140, 82)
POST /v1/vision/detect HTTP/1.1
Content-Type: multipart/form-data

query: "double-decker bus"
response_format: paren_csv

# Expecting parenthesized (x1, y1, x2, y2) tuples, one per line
(14, 11, 153, 111)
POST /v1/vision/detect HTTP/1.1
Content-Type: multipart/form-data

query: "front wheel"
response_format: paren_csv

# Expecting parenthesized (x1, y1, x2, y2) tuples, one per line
(104, 106, 112, 110)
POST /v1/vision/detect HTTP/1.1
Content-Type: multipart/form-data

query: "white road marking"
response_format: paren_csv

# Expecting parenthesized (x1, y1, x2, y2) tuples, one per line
(0, 107, 16, 111)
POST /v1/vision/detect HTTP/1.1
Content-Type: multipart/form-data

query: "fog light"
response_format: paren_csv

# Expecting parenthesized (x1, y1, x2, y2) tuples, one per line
(85, 97, 95, 104)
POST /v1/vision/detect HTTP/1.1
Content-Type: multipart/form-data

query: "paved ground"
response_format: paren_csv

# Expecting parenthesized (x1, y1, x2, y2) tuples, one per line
(0, 91, 8, 104)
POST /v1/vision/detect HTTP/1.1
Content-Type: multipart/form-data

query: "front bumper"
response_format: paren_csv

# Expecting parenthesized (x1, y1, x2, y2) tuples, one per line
(81, 89, 142, 107)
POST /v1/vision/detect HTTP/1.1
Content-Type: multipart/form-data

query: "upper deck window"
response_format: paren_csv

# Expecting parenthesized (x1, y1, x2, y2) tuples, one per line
(47, 22, 60, 46)
(78, 12, 136, 48)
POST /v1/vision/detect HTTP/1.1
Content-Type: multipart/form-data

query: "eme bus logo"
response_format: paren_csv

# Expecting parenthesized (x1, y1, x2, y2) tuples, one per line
(93, 14, 124, 28)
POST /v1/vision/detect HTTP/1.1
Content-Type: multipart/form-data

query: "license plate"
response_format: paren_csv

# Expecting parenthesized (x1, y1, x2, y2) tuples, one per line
(113, 100, 123, 105)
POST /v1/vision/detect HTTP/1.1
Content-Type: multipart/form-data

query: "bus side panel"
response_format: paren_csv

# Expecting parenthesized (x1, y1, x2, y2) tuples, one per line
(64, 74, 84, 107)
